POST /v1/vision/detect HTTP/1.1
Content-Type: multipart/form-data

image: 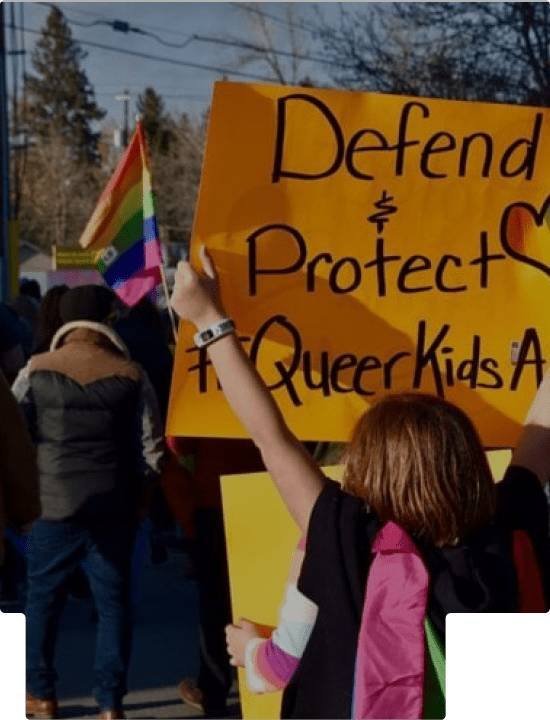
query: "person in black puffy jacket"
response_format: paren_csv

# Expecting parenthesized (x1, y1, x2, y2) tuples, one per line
(13, 284, 165, 720)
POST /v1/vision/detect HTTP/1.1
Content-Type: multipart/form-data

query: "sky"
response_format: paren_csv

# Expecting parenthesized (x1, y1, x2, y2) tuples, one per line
(8, 1, 346, 129)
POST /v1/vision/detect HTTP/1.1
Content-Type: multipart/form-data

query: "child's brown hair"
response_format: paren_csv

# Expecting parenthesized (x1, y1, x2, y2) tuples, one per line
(342, 392, 497, 547)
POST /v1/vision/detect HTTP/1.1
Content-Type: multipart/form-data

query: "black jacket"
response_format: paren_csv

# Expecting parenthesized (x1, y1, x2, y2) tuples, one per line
(282, 467, 550, 719)
(12, 321, 164, 521)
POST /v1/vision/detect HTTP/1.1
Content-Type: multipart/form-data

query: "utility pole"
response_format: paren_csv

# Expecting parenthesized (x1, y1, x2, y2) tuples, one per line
(0, 4, 11, 301)
(116, 89, 130, 147)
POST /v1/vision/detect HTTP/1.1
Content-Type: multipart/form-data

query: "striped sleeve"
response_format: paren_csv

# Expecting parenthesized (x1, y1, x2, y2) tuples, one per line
(244, 582, 318, 693)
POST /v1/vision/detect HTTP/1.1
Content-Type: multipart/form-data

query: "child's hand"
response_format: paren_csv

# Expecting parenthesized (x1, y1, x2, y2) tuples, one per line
(225, 619, 261, 667)
(170, 245, 225, 329)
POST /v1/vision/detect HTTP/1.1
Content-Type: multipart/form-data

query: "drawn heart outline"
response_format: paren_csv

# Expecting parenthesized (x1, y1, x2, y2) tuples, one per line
(500, 193, 550, 279)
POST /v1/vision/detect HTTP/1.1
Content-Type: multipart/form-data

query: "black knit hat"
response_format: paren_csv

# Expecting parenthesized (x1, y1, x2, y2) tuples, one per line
(59, 285, 115, 324)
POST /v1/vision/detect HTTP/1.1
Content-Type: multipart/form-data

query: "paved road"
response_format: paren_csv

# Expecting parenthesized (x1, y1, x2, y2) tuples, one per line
(3, 537, 241, 719)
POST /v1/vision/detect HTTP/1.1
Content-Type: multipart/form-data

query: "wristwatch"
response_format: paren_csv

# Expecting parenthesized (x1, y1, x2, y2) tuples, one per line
(193, 318, 236, 348)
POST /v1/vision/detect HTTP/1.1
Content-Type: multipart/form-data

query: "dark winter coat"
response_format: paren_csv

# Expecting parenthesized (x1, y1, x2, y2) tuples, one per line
(12, 321, 164, 522)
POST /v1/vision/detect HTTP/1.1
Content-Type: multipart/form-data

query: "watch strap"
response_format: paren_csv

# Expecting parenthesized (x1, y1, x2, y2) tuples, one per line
(194, 318, 236, 348)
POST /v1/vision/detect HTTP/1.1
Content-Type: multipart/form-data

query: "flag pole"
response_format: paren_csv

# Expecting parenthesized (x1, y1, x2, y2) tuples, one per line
(159, 261, 177, 343)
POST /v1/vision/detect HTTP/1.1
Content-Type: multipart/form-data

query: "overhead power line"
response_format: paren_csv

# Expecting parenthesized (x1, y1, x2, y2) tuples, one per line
(35, 2, 200, 40)
(36, 2, 119, 22)
(37, 1, 321, 41)
(190, 33, 342, 67)
(34, 3, 340, 69)
(37, 3, 195, 48)
(11, 24, 279, 83)
(229, 2, 320, 36)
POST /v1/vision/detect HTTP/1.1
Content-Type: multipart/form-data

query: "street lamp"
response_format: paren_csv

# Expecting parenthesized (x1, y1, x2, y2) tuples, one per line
(115, 89, 131, 147)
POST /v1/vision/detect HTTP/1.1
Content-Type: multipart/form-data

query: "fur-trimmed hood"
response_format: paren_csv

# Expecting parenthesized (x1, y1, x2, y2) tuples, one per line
(50, 320, 130, 358)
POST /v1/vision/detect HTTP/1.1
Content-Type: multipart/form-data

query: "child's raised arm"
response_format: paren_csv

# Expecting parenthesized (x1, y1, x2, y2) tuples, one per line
(512, 367, 550, 486)
(170, 246, 325, 534)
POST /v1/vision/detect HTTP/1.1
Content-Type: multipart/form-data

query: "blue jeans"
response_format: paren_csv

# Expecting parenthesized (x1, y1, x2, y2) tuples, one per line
(25, 518, 137, 711)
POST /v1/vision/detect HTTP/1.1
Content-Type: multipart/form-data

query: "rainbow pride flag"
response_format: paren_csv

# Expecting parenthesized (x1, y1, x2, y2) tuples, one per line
(78, 122, 163, 306)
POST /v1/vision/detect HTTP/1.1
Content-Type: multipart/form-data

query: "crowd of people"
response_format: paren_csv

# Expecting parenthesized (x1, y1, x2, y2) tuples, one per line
(0, 263, 549, 720)
(0, 279, 245, 720)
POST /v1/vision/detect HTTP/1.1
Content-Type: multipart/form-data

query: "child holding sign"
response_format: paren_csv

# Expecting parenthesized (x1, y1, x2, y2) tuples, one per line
(170, 246, 550, 720)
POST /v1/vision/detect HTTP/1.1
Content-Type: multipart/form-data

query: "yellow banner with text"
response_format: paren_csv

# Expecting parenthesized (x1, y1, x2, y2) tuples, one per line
(167, 81, 550, 447)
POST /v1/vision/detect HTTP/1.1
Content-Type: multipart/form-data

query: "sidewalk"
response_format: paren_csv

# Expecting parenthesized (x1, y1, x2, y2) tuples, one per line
(3, 540, 241, 719)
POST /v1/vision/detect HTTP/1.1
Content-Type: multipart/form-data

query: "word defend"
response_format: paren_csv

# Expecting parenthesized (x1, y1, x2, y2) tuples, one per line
(272, 95, 542, 183)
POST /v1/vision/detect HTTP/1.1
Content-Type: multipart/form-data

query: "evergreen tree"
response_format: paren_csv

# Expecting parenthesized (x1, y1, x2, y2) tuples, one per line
(24, 5, 105, 163)
(137, 87, 171, 154)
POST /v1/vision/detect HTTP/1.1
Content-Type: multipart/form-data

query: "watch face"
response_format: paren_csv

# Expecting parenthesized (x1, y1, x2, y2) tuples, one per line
(202, 330, 214, 341)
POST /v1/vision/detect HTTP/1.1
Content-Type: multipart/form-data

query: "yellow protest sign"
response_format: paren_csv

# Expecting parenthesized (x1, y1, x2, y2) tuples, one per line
(220, 465, 341, 720)
(167, 81, 550, 447)
(221, 450, 511, 720)
(54, 246, 98, 270)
